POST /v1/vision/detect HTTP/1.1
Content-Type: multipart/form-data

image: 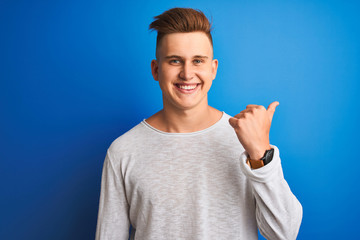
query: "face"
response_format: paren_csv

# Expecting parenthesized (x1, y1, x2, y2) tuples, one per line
(151, 32, 218, 111)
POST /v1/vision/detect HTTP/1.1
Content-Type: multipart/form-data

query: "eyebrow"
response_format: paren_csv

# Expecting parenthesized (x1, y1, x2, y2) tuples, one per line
(165, 55, 209, 59)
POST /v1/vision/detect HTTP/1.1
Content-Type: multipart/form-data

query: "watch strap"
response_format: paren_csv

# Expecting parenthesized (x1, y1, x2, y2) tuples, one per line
(246, 148, 274, 169)
(246, 158, 265, 169)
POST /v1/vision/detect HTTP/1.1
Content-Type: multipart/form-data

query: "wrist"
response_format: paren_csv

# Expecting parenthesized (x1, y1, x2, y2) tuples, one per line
(248, 145, 272, 160)
(246, 147, 274, 169)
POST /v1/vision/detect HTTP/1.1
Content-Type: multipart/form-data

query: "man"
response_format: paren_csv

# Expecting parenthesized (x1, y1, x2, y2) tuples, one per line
(96, 7, 302, 240)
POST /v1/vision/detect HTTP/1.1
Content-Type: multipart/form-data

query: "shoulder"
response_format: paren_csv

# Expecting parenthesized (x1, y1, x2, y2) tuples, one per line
(107, 121, 149, 155)
(200, 111, 240, 143)
(217, 112, 235, 131)
(221, 112, 233, 121)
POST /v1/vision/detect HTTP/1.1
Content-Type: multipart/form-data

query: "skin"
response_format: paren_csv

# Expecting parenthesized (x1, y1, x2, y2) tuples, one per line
(147, 31, 278, 161)
(228, 102, 279, 160)
(148, 32, 221, 133)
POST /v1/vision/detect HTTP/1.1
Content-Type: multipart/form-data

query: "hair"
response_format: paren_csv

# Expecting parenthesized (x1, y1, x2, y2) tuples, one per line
(149, 8, 213, 58)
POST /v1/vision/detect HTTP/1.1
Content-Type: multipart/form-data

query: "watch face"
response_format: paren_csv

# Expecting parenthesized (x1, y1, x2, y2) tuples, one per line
(263, 148, 274, 165)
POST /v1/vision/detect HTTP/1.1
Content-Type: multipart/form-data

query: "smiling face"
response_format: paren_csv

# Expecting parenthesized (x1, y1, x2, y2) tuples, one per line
(151, 31, 218, 112)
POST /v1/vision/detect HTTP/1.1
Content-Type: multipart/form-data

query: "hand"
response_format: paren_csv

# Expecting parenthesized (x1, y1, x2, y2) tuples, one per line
(229, 101, 279, 160)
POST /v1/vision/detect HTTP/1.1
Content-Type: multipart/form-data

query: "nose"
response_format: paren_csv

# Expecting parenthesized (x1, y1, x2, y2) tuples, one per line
(179, 61, 194, 81)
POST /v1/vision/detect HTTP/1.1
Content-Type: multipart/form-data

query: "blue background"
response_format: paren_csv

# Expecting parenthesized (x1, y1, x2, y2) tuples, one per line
(1, 0, 359, 239)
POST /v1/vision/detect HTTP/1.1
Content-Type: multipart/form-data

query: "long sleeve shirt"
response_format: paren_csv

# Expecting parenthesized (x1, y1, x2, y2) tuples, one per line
(96, 112, 302, 240)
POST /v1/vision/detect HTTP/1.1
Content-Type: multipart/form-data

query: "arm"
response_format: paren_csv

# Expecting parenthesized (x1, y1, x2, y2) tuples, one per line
(229, 102, 303, 239)
(96, 150, 130, 240)
(240, 145, 303, 239)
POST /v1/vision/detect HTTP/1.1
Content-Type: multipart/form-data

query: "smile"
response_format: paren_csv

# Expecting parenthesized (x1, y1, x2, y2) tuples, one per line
(178, 84, 197, 90)
(175, 83, 201, 93)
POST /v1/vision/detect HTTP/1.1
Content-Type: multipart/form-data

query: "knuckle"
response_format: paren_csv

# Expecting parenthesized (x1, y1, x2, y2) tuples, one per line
(259, 105, 266, 111)
(231, 118, 241, 126)
(243, 112, 249, 118)
(237, 120, 245, 129)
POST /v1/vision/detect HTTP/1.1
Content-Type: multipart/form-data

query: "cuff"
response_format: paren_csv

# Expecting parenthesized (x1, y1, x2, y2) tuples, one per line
(239, 145, 283, 183)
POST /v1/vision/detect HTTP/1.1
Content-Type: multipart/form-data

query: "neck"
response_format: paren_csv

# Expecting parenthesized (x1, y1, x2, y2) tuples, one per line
(147, 100, 222, 133)
(164, 108, 215, 133)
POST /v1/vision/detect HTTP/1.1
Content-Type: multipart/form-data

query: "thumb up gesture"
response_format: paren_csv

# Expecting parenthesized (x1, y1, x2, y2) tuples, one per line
(229, 101, 279, 160)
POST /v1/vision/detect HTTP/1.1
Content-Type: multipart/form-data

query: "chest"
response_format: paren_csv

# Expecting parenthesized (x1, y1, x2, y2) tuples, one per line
(124, 141, 248, 208)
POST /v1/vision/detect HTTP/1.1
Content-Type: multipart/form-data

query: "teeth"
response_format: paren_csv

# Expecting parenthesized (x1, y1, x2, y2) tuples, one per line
(178, 84, 197, 90)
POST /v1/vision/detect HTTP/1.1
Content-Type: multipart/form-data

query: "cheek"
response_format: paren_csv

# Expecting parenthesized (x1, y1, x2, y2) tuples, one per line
(196, 68, 214, 81)
(159, 66, 177, 80)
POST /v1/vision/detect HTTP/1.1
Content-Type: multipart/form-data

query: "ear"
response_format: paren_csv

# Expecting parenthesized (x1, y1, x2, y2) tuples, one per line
(211, 59, 218, 80)
(151, 59, 159, 81)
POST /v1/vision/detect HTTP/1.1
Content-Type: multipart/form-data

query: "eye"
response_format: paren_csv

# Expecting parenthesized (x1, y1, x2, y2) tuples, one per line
(193, 59, 204, 65)
(169, 59, 181, 64)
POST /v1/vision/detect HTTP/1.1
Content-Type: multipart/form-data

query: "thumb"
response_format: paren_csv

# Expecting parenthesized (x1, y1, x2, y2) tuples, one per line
(267, 101, 279, 122)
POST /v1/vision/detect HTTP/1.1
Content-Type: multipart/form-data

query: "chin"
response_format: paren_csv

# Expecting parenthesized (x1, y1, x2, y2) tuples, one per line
(174, 99, 205, 111)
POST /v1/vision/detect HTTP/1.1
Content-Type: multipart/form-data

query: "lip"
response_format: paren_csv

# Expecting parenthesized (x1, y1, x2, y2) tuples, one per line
(174, 83, 201, 94)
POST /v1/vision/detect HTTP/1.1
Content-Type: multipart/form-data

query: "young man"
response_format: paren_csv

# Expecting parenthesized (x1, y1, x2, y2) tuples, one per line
(96, 8, 302, 240)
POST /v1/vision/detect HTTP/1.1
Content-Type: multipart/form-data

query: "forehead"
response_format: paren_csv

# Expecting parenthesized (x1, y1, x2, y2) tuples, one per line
(158, 32, 213, 58)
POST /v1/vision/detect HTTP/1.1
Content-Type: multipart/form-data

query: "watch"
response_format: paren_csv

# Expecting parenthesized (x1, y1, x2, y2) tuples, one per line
(246, 148, 274, 169)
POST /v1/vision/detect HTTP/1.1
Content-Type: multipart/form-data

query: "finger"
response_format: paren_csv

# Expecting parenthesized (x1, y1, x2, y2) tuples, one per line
(228, 117, 239, 129)
(247, 105, 267, 113)
(231, 112, 245, 121)
(246, 104, 258, 109)
(267, 101, 279, 122)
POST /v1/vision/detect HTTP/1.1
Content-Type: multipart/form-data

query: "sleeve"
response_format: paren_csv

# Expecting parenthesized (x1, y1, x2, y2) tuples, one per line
(239, 145, 303, 240)
(95, 150, 130, 240)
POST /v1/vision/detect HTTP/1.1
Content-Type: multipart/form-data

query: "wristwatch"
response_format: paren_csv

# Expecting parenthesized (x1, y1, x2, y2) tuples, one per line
(246, 148, 274, 169)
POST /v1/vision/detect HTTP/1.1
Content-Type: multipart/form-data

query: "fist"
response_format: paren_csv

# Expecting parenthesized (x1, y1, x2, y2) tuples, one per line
(229, 101, 279, 160)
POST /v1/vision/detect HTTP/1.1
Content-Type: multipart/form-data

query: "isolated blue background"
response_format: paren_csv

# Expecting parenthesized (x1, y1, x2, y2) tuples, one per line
(1, 0, 359, 239)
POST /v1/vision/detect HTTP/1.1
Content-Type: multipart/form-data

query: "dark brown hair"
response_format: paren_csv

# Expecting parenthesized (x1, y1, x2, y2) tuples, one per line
(149, 8, 213, 58)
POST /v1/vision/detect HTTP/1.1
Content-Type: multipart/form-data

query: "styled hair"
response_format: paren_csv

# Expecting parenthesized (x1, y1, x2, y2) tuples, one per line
(149, 8, 213, 58)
